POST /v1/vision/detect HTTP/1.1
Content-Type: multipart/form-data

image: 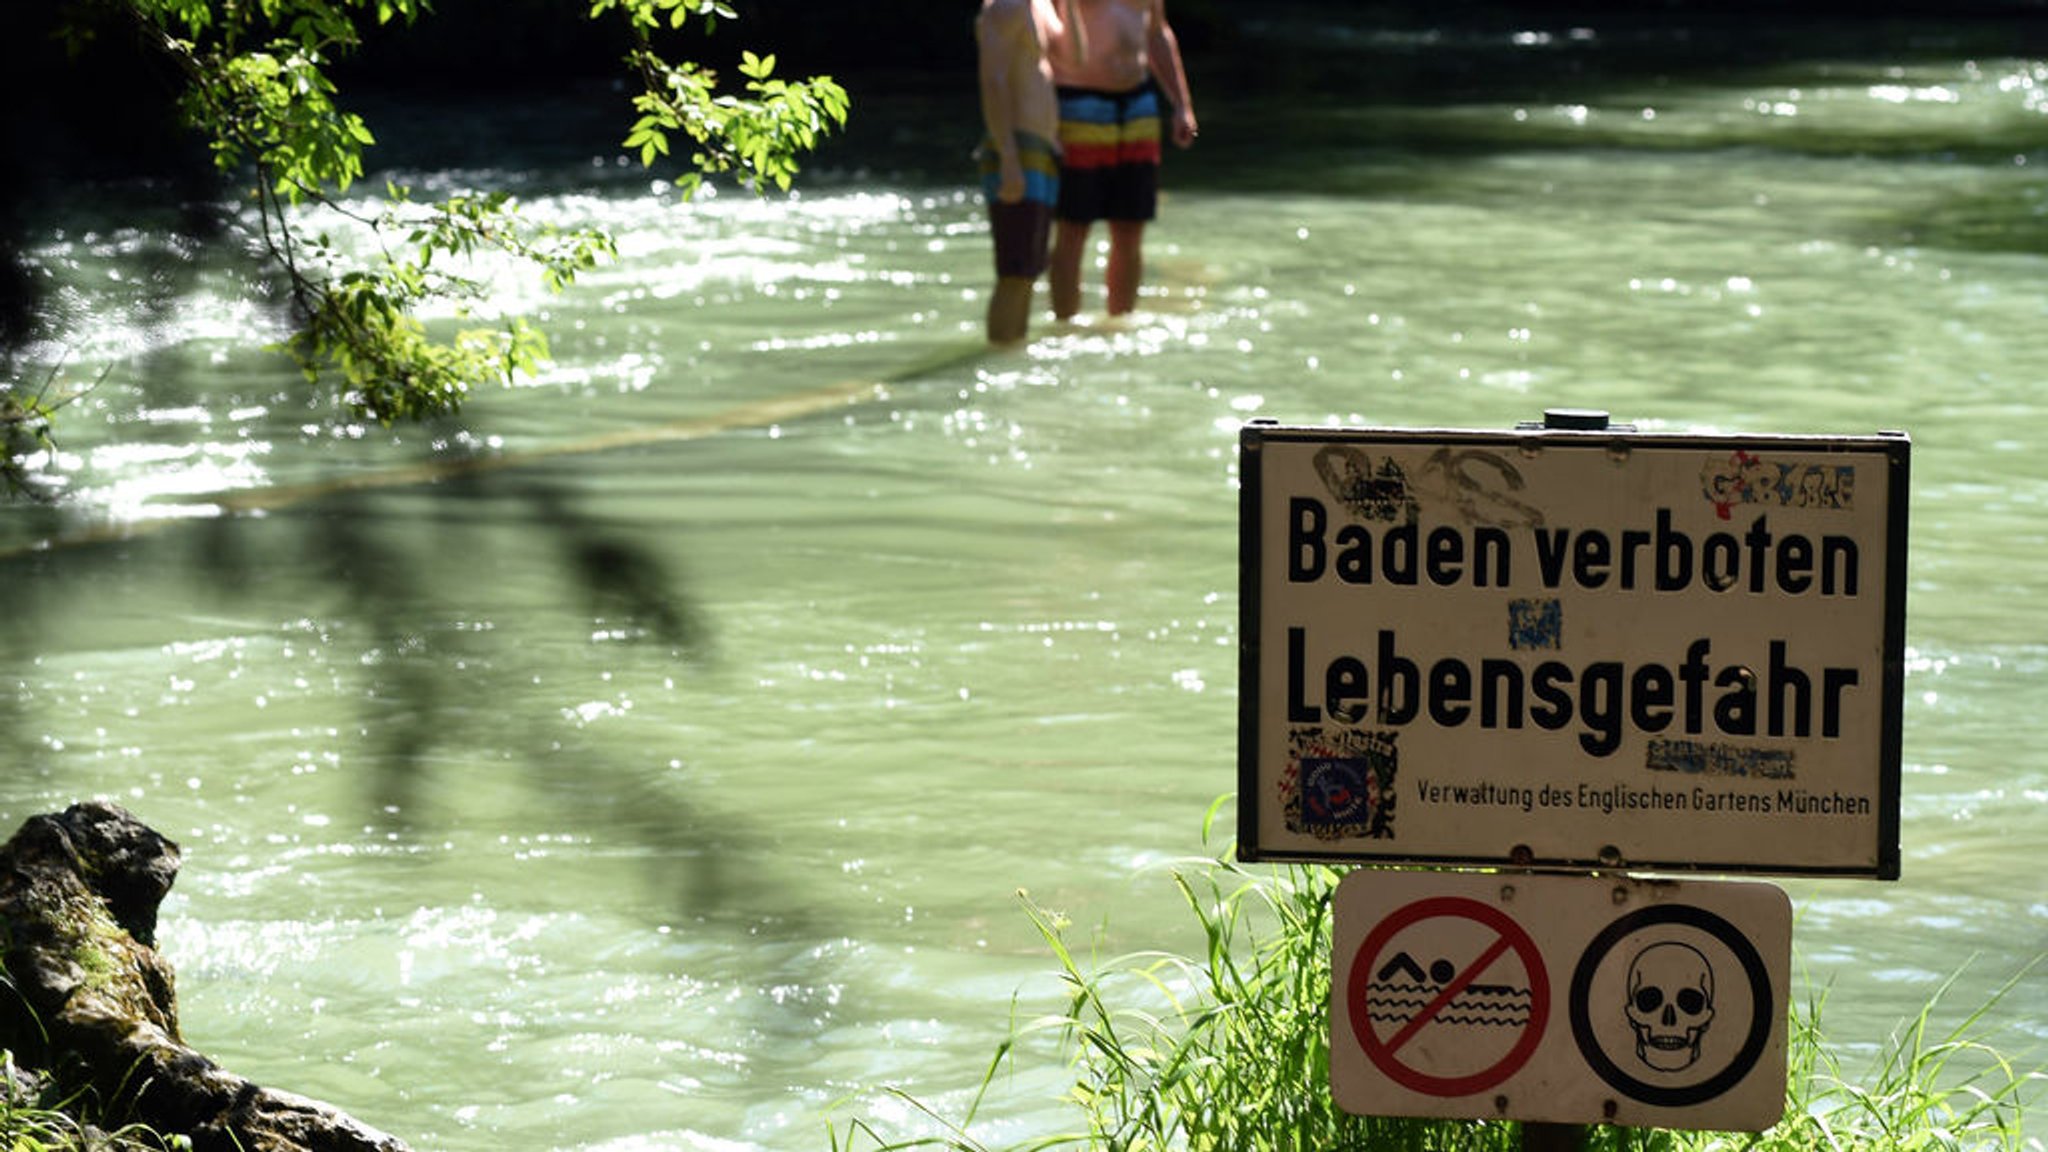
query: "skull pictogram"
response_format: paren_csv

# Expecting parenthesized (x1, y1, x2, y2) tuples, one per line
(1625, 941, 1715, 1071)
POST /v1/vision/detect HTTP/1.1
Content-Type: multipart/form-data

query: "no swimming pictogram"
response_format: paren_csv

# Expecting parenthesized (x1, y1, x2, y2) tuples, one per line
(1346, 895, 1549, 1096)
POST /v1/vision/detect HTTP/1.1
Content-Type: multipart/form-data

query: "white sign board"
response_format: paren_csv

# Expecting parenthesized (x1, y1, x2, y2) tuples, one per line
(1331, 869, 1791, 1131)
(1238, 424, 1908, 876)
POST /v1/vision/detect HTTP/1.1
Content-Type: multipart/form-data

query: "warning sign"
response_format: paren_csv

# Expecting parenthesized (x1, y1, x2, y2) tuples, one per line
(1238, 423, 1909, 877)
(1332, 870, 1790, 1130)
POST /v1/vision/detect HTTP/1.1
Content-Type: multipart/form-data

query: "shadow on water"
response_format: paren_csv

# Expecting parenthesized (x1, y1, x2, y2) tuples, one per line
(210, 460, 819, 921)
(0, 430, 808, 926)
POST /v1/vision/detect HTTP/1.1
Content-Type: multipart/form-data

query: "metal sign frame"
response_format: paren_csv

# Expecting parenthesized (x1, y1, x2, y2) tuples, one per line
(1237, 421, 1909, 878)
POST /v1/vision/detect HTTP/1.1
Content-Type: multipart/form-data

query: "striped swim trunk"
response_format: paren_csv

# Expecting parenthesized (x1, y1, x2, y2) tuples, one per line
(1054, 80, 1163, 223)
(978, 131, 1060, 278)
(978, 130, 1061, 207)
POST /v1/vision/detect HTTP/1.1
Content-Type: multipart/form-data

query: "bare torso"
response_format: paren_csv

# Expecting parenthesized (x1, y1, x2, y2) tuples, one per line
(1050, 0, 1151, 92)
(983, 0, 1064, 139)
(1019, 0, 1063, 138)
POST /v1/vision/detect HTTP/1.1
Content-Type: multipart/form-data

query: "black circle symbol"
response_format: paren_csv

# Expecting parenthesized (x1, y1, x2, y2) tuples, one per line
(1568, 904, 1773, 1107)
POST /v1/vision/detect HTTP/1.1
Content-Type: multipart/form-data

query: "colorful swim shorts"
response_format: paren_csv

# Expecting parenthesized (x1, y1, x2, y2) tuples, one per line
(1054, 81, 1163, 223)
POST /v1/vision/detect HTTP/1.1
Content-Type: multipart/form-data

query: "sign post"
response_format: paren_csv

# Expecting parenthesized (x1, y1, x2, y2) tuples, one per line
(1235, 411, 1910, 1144)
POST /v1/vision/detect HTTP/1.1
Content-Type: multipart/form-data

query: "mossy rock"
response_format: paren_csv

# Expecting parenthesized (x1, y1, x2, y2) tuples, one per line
(0, 803, 409, 1152)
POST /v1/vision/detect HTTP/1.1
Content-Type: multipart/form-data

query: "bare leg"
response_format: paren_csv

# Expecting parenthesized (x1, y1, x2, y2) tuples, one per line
(1105, 220, 1146, 316)
(1050, 219, 1091, 321)
(987, 275, 1035, 345)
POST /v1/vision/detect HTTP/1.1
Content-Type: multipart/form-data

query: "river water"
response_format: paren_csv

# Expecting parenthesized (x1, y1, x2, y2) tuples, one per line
(3, 8, 2045, 1149)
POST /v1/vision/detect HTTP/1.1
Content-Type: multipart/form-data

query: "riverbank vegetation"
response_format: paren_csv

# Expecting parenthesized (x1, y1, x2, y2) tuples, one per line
(832, 810, 2045, 1151)
(0, 1085, 186, 1152)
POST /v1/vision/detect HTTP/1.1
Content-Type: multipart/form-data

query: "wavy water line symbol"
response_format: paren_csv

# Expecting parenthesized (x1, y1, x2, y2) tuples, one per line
(1369, 964, 1536, 1029)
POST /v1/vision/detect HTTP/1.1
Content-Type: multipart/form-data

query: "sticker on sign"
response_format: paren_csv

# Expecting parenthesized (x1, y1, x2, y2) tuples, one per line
(1238, 423, 1908, 877)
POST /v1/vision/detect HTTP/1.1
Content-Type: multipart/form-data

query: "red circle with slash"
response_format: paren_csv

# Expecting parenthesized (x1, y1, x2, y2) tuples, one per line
(1347, 895, 1551, 1096)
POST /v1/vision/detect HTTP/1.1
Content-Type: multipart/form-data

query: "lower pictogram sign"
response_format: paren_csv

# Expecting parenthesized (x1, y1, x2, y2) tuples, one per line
(1346, 894, 1549, 1096)
(1330, 869, 1790, 1129)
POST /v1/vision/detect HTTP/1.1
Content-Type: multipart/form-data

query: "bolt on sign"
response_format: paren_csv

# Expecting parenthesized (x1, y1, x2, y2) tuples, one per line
(1237, 423, 1910, 877)
(1331, 869, 1792, 1130)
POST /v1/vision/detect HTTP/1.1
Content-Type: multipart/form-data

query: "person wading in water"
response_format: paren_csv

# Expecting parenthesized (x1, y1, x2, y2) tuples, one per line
(1044, 0, 1196, 321)
(977, 0, 1085, 344)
